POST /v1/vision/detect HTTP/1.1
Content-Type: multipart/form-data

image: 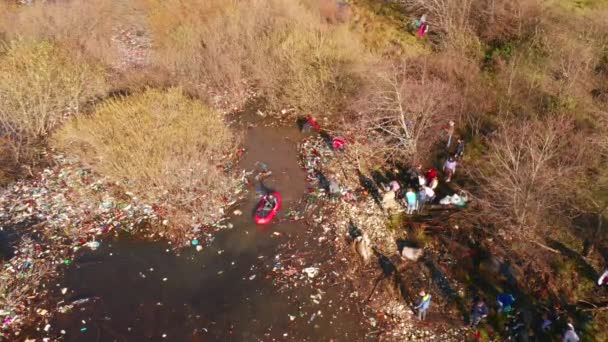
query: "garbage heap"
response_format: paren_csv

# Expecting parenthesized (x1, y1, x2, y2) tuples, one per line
(298, 134, 395, 252)
(0, 154, 159, 338)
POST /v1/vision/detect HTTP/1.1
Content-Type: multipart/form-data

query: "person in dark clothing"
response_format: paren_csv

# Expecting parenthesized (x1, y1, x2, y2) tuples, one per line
(455, 138, 465, 159)
(406, 164, 422, 189)
(469, 299, 489, 327)
(261, 194, 277, 216)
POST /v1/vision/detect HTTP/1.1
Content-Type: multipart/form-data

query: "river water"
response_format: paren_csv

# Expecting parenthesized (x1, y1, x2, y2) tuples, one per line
(51, 121, 370, 341)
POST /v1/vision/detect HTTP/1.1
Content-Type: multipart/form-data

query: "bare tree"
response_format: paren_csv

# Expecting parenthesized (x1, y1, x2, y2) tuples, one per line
(472, 117, 585, 235)
(354, 61, 454, 163)
(570, 120, 608, 256)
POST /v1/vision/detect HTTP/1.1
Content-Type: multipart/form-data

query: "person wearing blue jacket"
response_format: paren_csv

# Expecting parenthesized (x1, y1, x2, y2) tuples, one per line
(469, 299, 489, 327)
(415, 290, 432, 320)
(497, 293, 516, 314)
(405, 188, 418, 215)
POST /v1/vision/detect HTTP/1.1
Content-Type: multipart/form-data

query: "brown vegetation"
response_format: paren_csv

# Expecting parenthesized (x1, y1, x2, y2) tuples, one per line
(0, 39, 106, 164)
(0, 0, 138, 67)
(53, 88, 239, 241)
(142, 0, 368, 113)
(1, 0, 608, 338)
(472, 117, 587, 234)
(354, 60, 456, 162)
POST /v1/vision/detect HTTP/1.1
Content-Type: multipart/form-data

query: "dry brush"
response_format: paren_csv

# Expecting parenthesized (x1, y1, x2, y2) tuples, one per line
(53, 88, 240, 241)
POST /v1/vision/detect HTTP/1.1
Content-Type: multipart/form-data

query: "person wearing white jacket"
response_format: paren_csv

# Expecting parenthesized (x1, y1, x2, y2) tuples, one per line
(598, 269, 608, 286)
(563, 323, 580, 342)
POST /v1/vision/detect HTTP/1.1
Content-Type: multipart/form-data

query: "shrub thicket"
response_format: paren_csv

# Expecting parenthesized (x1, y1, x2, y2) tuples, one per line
(53, 88, 239, 240)
(142, 0, 368, 114)
(0, 39, 106, 163)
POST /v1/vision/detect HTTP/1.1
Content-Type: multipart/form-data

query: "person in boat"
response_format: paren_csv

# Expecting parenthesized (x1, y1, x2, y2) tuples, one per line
(262, 194, 277, 215)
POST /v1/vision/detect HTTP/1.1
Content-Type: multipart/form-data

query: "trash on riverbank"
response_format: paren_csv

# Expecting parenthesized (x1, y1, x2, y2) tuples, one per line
(302, 267, 319, 279)
(0, 155, 161, 338)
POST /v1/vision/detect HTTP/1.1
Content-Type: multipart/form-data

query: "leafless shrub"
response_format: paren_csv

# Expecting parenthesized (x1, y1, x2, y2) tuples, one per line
(0, 39, 106, 163)
(143, 0, 366, 114)
(0, 0, 137, 67)
(472, 0, 542, 42)
(472, 117, 586, 235)
(318, 0, 352, 24)
(353, 61, 456, 163)
(403, 0, 541, 47)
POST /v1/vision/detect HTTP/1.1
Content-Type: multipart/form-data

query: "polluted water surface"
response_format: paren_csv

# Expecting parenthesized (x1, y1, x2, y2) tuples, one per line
(48, 122, 371, 341)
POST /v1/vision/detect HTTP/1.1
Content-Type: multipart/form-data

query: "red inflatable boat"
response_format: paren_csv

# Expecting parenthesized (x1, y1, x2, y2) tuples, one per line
(254, 192, 282, 225)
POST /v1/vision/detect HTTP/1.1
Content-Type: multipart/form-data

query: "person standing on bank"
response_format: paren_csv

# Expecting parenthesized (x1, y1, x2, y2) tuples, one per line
(415, 290, 432, 320)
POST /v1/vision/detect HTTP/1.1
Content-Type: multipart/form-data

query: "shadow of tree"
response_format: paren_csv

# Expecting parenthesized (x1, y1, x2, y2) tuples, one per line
(548, 239, 600, 281)
(357, 169, 382, 208)
(316, 170, 330, 192)
(423, 257, 469, 320)
(319, 131, 334, 151)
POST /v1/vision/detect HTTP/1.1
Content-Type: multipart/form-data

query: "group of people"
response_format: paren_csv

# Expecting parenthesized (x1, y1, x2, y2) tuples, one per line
(414, 291, 490, 327)
(380, 165, 440, 215)
(413, 289, 582, 341)
(382, 132, 466, 215)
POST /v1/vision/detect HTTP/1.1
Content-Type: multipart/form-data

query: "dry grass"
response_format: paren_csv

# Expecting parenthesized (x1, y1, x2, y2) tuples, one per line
(141, 0, 369, 115)
(0, 39, 106, 164)
(53, 88, 239, 240)
(0, 0, 141, 67)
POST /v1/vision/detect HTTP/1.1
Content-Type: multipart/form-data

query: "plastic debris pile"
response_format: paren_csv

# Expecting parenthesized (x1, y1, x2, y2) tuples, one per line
(295, 131, 477, 341)
(298, 136, 335, 188)
(0, 155, 160, 338)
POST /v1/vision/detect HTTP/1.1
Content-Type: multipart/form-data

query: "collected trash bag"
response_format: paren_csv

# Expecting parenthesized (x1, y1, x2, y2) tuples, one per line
(302, 266, 319, 278)
(439, 193, 468, 207)
(400, 246, 424, 261)
(332, 138, 346, 151)
(439, 195, 453, 205)
(450, 194, 462, 205)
